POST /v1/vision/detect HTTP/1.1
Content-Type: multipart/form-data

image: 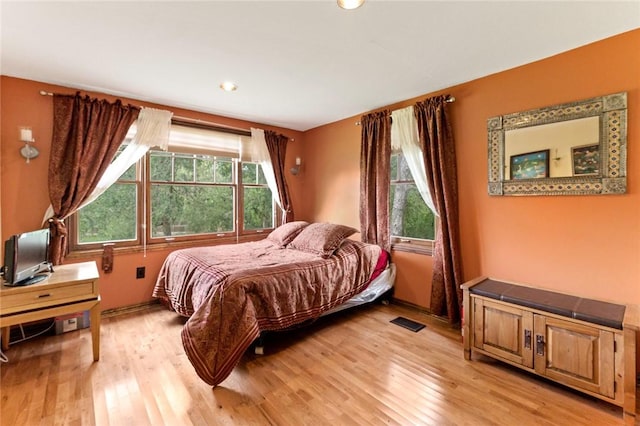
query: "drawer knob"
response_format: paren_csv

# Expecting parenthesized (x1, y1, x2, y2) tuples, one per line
(37, 293, 51, 298)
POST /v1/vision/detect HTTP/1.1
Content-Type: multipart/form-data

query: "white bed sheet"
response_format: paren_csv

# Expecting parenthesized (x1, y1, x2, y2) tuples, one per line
(322, 263, 396, 316)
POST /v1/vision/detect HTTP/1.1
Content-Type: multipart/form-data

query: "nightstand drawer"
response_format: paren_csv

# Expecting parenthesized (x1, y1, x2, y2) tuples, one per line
(0, 281, 96, 313)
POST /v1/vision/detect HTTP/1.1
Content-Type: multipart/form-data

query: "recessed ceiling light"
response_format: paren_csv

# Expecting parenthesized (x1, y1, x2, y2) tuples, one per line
(337, 0, 364, 10)
(220, 81, 238, 92)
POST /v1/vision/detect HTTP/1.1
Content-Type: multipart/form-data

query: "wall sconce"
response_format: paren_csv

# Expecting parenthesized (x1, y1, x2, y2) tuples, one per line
(290, 157, 302, 176)
(19, 127, 39, 163)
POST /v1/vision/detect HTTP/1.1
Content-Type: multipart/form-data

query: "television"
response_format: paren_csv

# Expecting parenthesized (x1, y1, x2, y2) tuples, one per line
(2, 228, 52, 286)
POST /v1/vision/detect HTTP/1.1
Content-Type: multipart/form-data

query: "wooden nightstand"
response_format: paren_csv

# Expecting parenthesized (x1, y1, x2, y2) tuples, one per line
(0, 261, 101, 361)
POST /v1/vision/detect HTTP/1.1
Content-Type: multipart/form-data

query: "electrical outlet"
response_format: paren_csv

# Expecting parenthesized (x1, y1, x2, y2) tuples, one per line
(136, 267, 145, 279)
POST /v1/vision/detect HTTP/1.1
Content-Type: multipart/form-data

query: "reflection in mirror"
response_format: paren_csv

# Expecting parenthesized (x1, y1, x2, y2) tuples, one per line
(505, 116, 600, 179)
(488, 92, 627, 196)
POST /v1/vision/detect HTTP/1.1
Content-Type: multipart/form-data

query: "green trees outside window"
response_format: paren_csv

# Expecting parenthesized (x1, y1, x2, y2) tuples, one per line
(78, 183, 137, 243)
(150, 152, 237, 237)
(390, 153, 435, 241)
(78, 147, 137, 244)
(242, 163, 274, 231)
(151, 185, 234, 237)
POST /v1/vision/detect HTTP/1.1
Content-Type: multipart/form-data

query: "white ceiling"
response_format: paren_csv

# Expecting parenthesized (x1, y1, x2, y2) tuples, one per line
(2, 1, 639, 131)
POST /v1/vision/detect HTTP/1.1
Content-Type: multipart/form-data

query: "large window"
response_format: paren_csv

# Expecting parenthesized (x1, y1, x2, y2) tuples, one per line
(390, 152, 436, 251)
(70, 126, 276, 251)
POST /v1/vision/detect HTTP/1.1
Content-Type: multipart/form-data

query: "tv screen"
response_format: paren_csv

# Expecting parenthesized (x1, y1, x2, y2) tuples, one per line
(3, 228, 51, 286)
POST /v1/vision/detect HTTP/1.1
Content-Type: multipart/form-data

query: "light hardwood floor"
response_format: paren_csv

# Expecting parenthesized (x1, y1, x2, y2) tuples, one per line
(0, 302, 636, 425)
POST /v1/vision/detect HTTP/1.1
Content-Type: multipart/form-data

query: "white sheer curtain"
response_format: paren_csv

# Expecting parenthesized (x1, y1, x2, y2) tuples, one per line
(391, 106, 438, 215)
(244, 128, 282, 213)
(42, 107, 173, 224)
(80, 107, 173, 209)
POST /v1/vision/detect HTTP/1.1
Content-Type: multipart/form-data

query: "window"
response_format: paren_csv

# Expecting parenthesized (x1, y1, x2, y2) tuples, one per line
(70, 125, 277, 252)
(390, 152, 436, 253)
(149, 151, 236, 239)
(76, 146, 140, 246)
(241, 163, 275, 231)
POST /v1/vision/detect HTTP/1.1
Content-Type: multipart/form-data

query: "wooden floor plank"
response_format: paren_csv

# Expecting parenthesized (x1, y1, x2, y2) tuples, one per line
(0, 303, 636, 425)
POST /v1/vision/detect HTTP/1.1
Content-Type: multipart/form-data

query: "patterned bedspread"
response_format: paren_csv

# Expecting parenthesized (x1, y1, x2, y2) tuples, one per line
(152, 238, 384, 386)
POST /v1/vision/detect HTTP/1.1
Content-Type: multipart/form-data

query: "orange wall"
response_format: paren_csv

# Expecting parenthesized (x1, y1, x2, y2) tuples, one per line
(296, 117, 360, 224)
(303, 29, 640, 310)
(0, 77, 304, 311)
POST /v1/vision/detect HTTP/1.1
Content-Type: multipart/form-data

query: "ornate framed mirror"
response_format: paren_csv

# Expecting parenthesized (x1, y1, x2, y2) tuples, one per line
(487, 92, 627, 196)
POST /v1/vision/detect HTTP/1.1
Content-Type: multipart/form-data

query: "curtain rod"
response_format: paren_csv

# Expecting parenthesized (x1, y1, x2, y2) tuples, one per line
(172, 117, 296, 142)
(172, 116, 251, 137)
(40, 90, 295, 141)
(39, 89, 142, 106)
(355, 95, 456, 126)
(41, 91, 249, 134)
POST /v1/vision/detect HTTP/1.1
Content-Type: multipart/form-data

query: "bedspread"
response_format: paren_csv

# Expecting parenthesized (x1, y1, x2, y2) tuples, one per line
(153, 238, 384, 386)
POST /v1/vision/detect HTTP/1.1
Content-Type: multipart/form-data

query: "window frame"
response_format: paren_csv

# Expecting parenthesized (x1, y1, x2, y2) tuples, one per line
(239, 162, 278, 237)
(67, 126, 280, 255)
(147, 150, 239, 244)
(389, 151, 437, 255)
(68, 150, 144, 252)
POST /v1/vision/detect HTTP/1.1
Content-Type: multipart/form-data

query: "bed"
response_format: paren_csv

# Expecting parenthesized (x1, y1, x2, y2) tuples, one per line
(152, 222, 393, 386)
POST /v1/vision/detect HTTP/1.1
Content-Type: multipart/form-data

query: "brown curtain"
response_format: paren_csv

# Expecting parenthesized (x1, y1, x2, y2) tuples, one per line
(47, 93, 139, 264)
(359, 110, 392, 251)
(414, 95, 463, 323)
(264, 130, 294, 223)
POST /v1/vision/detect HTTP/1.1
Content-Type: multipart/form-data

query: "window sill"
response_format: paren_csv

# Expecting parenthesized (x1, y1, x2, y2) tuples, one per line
(66, 233, 267, 259)
(391, 241, 434, 256)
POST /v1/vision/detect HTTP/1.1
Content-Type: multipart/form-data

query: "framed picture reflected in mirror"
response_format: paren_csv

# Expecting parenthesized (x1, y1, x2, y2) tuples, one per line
(571, 144, 600, 176)
(509, 149, 550, 180)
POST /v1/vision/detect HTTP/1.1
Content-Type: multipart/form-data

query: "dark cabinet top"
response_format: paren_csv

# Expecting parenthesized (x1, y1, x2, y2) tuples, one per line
(470, 278, 625, 330)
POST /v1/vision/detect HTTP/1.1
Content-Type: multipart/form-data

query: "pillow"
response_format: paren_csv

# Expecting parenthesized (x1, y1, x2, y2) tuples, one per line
(266, 221, 309, 247)
(288, 223, 359, 258)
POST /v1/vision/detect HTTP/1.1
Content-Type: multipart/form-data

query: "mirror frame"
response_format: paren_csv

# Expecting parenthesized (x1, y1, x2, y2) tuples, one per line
(487, 92, 627, 196)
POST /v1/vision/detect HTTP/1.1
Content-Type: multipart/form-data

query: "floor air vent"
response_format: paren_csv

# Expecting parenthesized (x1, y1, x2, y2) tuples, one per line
(390, 316, 426, 332)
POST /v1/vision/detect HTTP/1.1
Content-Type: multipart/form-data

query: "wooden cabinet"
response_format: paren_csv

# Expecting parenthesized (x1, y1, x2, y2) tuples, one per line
(0, 261, 101, 361)
(462, 277, 637, 423)
(472, 297, 615, 398)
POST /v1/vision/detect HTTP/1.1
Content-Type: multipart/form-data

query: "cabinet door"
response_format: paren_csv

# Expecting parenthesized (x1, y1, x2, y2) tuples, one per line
(533, 315, 615, 399)
(473, 298, 534, 368)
